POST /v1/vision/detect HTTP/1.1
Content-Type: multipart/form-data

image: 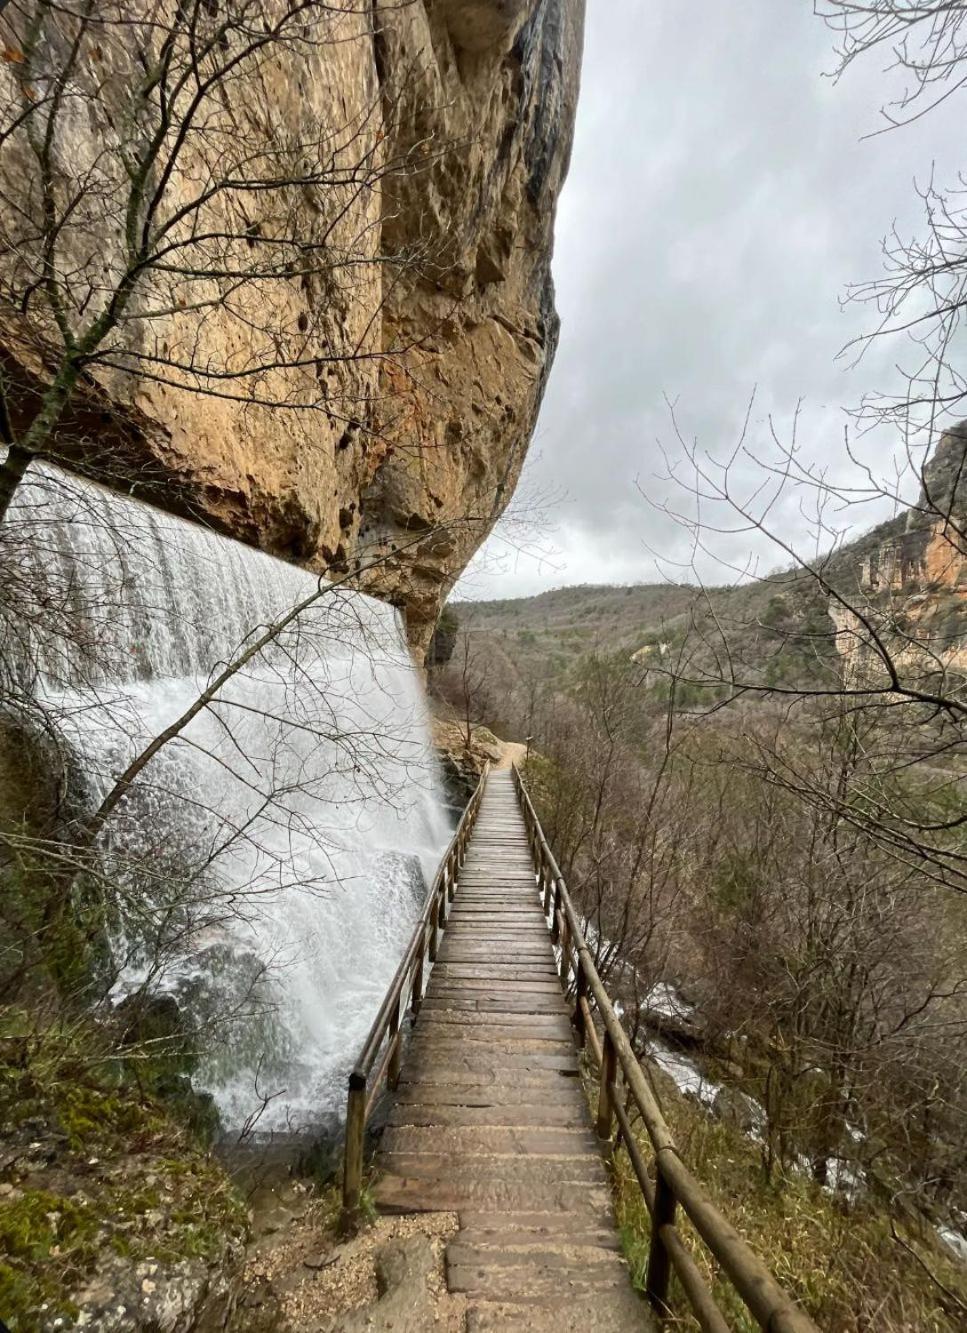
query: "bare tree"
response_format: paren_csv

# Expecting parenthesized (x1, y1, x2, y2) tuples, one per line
(641, 394, 967, 896)
(0, 431, 496, 1179)
(818, 2, 967, 127)
(814, 3, 967, 444)
(678, 701, 967, 1199)
(508, 653, 697, 999)
(0, 0, 474, 1032)
(445, 629, 489, 749)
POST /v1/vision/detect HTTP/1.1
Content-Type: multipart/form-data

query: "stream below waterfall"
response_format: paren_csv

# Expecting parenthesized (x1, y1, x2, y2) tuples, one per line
(3, 463, 451, 1133)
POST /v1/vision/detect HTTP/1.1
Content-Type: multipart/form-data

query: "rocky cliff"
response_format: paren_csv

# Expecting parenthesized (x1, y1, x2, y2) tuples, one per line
(858, 423, 967, 596)
(0, 1, 584, 656)
(830, 423, 967, 679)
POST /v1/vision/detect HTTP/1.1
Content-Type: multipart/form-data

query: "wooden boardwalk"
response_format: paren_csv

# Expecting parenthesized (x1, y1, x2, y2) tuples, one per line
(375, 770, 648, 1331)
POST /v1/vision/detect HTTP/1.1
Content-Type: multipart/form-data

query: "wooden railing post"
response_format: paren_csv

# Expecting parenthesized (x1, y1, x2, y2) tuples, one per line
(596, 1029, 616, 1140)
(388, 994, 402, 1088)
(341, 765, 489, 1237)
(511, 765, 819, 1333)
(411, 937, 425, 1017)
(342, 1076, 367, 1226)
(646, 1161, 677, 1315)
(573, 965, 587, 1048)
(559, 910, 571, 984)
(428, 884, 441, 961)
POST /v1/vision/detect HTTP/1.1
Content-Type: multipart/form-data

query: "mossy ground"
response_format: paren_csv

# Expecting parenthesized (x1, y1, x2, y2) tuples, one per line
(0, 1009, 248, 1332)
(591, 1060, 967, 1330)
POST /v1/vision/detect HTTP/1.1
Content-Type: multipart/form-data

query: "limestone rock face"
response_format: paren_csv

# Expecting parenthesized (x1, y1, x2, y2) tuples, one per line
(833, 422, 967, 680)
(0, 1, 585, 656)
(860, 422, 967, 595)
(359, 1, 585, 649)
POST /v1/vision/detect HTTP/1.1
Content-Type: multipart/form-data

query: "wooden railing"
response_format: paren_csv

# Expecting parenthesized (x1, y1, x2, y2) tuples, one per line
(341, 763, 489, 1223)
(512, 765, 818, 1333)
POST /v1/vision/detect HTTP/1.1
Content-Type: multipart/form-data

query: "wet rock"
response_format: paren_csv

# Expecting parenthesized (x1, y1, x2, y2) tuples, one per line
(115, 993, 183, 1047)
(70, 1253, 240, 1333)
(719, 1059, 746, 1081)
(711, 1087, 765, 1136)
(302, 1253, 338, 1272)
(230, 1274, 284, 1333)
(639, 980, 706, 1046)
(113, 992, 221, 1145)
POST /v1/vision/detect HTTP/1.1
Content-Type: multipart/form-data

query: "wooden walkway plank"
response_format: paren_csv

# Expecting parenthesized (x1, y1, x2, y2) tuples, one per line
(374, 769, 650, 1330)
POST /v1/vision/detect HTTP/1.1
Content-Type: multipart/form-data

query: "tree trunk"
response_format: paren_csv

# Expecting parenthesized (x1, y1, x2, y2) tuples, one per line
(0, 444, 37, 521)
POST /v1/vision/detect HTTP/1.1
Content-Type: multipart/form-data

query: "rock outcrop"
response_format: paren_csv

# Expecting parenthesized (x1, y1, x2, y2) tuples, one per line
(833, 422, 967, 679)
(860, 422, 967, 596)
(432, 714, 505, 802)
(0, 1, 585, 656)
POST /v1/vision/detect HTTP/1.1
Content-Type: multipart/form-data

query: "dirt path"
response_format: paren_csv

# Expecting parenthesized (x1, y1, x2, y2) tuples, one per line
(238, 1182, 467, 1331)
(494, 740, 526, 769)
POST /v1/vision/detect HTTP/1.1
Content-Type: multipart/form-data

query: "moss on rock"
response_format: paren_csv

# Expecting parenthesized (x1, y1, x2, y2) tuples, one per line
(0, 1011, 248, 1331)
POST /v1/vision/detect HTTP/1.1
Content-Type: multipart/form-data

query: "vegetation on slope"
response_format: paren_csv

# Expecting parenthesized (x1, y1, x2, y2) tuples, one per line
(0, 1010, 247, 1331)
(454, 574, 839, 698)
(604, 1062, 967, 1330)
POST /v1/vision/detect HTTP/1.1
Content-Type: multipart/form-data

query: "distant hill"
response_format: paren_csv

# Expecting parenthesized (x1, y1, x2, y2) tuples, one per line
(452, 572, 838, 697)
(453, 428, 967, 698)
(454, 582, 705, 676)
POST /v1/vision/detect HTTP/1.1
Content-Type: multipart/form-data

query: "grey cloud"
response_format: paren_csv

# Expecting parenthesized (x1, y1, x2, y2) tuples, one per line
(459, 0, 965, 599)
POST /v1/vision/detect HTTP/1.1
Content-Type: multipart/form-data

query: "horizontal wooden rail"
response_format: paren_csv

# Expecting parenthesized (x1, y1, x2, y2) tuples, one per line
(512, 764, 817, 1333)
(342, 763, 489, 1224)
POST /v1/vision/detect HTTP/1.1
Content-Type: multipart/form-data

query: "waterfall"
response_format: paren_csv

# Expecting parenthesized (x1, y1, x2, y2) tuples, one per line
(3, 462, 451, 1131)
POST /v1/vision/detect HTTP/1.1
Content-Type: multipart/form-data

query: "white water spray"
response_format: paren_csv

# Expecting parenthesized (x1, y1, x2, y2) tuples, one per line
(5, 464, 451, 1130)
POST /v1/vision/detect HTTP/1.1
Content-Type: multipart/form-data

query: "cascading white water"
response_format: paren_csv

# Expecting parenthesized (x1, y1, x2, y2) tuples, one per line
(4, 462, 451, 1130)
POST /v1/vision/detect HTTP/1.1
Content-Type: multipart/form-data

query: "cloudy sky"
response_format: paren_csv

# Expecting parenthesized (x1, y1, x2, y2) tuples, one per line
(457, 0, 964, 600)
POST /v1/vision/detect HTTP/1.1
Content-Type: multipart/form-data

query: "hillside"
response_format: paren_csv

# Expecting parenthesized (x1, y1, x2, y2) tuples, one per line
(456, 582, 704, 675)
(452, 573, 839, 700)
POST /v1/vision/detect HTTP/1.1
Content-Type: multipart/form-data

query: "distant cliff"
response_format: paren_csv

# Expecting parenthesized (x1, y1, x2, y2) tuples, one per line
(855, 423, 967, 594)
(0, 1, 585, 655)
(830, 423, 967, 678)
